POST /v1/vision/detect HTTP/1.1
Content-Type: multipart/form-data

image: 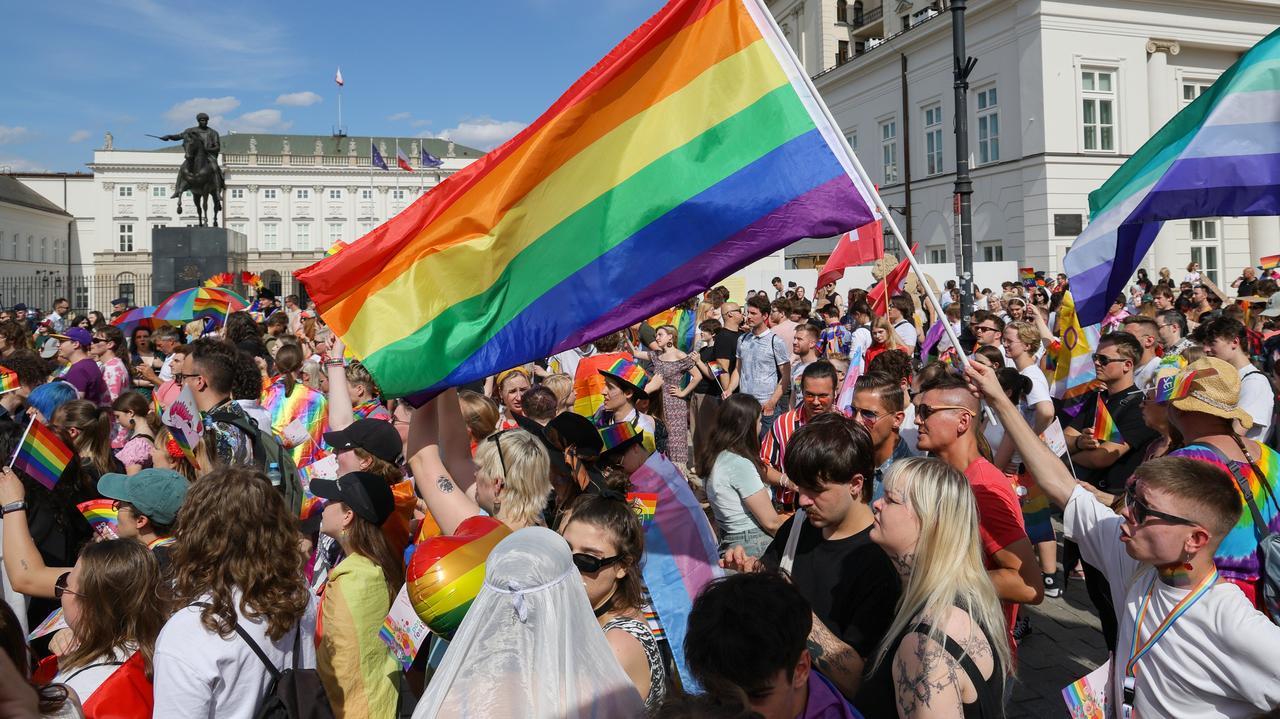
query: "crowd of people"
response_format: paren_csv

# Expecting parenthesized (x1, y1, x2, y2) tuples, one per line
(0, 258, 1278, 719)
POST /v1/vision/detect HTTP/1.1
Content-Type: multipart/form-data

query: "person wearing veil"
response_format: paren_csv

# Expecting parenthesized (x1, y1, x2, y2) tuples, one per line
(412, 527, 645, 718)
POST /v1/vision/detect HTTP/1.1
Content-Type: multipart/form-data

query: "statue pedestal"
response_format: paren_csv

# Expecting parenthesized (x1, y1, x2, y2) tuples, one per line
(151, 227, 248, 305)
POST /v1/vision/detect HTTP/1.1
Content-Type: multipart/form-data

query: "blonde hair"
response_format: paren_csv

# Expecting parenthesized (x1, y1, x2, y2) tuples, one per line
(1006, 320, 1040, 348)
(871, 315, 906, 350)
(871, 457, 1012, 686)
(541, 373, 574, 413)
(474, 429, 551, 529)
(458, 390, 500, 443)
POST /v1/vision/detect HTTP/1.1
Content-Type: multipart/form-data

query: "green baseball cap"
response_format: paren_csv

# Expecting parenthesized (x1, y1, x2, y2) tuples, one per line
(97, 468, 190, 526)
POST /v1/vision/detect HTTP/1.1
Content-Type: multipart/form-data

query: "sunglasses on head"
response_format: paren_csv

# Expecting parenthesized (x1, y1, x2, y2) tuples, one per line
(1125, 484, 1197, 527)
(914, 404, 975, 421)
(572, 552, 622, 574)
(486, 429, 513, 476)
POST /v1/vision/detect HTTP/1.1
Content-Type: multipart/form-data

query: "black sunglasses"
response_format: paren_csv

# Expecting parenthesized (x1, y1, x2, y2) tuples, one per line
(486, 429, 513, 476)
(1092, 354, 1127, 366)
(54, 572, 82, 599)
(1125, 485, 1197, 527)
(572, 552, 622, 574)
(973, 325, 999, 334)
(914, 404, 974, 422)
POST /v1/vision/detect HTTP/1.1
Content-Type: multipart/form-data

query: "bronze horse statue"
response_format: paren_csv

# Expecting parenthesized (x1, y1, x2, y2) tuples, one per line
(176, 139, 222, 227)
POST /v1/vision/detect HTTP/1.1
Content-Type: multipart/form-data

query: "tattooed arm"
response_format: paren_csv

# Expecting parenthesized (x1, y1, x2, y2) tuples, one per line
(891, 632, 966, 719)
(806, 613, 865, 699)
(406, 397, 482, 535)
(0, 467, 62, 597)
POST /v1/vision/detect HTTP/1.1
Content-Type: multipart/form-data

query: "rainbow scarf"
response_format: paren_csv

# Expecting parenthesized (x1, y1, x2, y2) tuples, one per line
(10, 419, 73, 490)
(631, 451, 723, 689)
(353, 398, 390, 421)
(261, 379, 329, 466)
(296, 0, 878, 399)
(1091, 394, 1123, 444)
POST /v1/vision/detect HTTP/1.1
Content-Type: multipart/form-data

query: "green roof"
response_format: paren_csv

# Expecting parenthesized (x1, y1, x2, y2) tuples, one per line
(144, 132, 483, 159)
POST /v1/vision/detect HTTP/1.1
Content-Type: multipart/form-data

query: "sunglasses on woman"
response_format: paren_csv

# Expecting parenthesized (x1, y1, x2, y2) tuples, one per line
(486, 429, 513, 476)
(572, 552, 622, 574)
(54, 572, 82, 599)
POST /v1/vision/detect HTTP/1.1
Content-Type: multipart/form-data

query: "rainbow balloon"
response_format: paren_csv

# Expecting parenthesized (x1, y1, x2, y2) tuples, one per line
(154, 287, 249, 324)
(406, 515, 511, 639)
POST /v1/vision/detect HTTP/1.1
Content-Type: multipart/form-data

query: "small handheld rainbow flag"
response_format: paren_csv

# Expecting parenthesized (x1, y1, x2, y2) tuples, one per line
(0, 367, 18, 395)
(1260, 254, 1280, 271)
(77, 499, 119, 539)
(627, 492, 658, 528)
(9, 419, 73, 490)
(1020, 267, 1036, 282)
(1091, 395, 1123, 445)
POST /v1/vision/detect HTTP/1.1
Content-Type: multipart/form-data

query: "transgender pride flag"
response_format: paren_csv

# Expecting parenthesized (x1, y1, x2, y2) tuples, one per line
(1065, 28, 1280, 325)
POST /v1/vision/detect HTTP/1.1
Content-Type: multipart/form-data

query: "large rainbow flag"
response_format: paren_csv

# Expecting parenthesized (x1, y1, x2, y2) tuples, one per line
(1063, 28, 1280, 324)
(296, 0, 877, 398)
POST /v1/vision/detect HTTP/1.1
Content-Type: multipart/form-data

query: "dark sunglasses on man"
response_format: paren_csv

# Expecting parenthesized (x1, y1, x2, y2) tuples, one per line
(1124, 483, 1198, 527)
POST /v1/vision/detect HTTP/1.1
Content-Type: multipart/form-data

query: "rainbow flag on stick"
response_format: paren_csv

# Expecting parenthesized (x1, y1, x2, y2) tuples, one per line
(77, 499, 119, 539)
(297, 0, 878, 399)
(9, 419, 73, 490)
(1091, 394, 1124, 444)
(0, 367, 18, 395)
(1260, 254, 1280, 271)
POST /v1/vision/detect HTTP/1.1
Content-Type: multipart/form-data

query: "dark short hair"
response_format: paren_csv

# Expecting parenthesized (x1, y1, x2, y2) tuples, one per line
(771, 298, 791, 315)
(800, 359, 838, 392)
(1135, 457, 1241, 537)
(854, 371, 905, 413)
(745, 294, 771, 316)
(189, 338, 237, 395)
(265, 313, 288, 329)
(685, 572, 812, 696)
(1156, 310, 1187, 337)
(1098, 331, 1143, 364)
(698, 318, 722, 334)
(771, 276, 782, 284)
(0, 350, 47, 389)
(819, 304, 840, 319)
(889, 294, 915, 317)
(918, 369, 971, 395)
(1122, 315, 1159, 333)
(521, 385, 558, 422)
(783, 413, 874, 498)
(849, 302, 872, 320)
(1199, 316, 1247, 346)
(794, 323, 820, 341)
(867, 349, 912, 385)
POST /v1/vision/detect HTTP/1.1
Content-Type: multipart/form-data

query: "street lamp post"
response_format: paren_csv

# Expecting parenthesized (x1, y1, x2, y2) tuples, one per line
(951, 0, 977, 324)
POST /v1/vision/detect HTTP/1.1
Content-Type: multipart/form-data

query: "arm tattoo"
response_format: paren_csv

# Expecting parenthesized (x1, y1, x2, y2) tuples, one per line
(19, 559, 29, 571)
(894, 634, 964, 717)
(807, 615, 865, 697)
(436, 476, 455, 494)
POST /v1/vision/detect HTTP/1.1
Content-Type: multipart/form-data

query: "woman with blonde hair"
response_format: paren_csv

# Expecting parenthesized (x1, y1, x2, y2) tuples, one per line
(865, 315, 908, 367)
(541, 373, 575, 415)
(153, 467, 315, 716)
(458, 390, 500, 448)
(858, 456, 1010, 717)
(149, 426, 213, 482)
(492, 368, 532, 429)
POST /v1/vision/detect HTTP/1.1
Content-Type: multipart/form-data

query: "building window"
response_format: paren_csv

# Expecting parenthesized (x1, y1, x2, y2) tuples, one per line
(116, 274, 136, 306)
(928, 247, 947, 264)
(880, 119, 898, 183)
(837, 40, 850, 66)
(261, 223, 278, 250)
(846, 130, 857, 151)
(1189, 219, 1221, 286)
(358, 221, 374, 235)
(40, 237, 47, 263)
(230, 188, 244, 200)
(360, 189, 373, 200)
(836, 0, 848, 23)
(329, 189, 343, 200)
(24, 236, 32, 261)
(392, 189, 406, 200)
(1182, 81, 1213, 106)
(118, 224, 134, 252)
(328, 222, 344, 244)
(296, 188, 310, 200)
(152, 185, 167, 198)
(976, 87, 999, 165)
(262, 189, 277, 200)
(295, 223, 311, 250)
(9, 233, 16, 259)
(74, 286, 88, 310)
(981, 243, 1003, 262)
(117, 185, 133, 197)
(1081, 69, 1116, 152)
(229, 222, 246, 235)
(923, 105, 943, 175)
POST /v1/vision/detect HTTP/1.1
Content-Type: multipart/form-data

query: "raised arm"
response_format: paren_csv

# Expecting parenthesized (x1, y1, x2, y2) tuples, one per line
(325, 337, 355, 431)
(0, 468, 62, 598)
(406, 397, 480, 536)
(435, 387, 478, 494)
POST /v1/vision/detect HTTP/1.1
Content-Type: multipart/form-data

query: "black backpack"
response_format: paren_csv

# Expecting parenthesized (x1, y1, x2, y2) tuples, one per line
(232, 619, 333, 719)
(208, 406, 304, 517)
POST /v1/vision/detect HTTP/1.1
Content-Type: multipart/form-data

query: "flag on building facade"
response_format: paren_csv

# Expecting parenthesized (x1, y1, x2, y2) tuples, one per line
(370, 140, 388, 170)
(335, 67, 344, 86)
(1064, 27, 1280, 325)
(815, 218, 884, 291)
(9, 419, 73, 491)
(296, 0, 879, 398)
(396, 143, 414, 172)
(421, 147, 444, 168)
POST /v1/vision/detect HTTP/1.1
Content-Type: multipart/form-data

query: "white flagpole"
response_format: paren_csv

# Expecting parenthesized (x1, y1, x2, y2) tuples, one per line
(744, 0, 967, 364)
(8, 417, 36, 467)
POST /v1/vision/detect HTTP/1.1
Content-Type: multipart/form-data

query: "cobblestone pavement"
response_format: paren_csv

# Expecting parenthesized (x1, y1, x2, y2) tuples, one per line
(1007, 571, 1110, 718)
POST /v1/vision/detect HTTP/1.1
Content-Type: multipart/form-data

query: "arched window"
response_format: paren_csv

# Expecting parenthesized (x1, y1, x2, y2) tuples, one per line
(837, 0, 849, 23)
(261, 270, 283, 298)
(115, 272, 138, 306)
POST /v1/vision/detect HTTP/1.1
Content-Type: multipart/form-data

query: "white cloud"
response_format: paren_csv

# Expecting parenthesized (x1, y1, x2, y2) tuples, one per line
(68, 129, 91, 143)
(409, 119, 431, 128)
(437, 117, 526, 150)
(0, 156, 47, 173)
(0, 125, 32, 145)
(387, 112, 411, 122)
(227, 109, 292, 133)
(276, 91, 322, 107)
(164, 96, 240, 126)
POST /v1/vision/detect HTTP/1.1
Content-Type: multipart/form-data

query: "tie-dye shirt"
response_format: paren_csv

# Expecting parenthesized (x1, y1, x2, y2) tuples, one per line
(1170, 442, 1280, 585)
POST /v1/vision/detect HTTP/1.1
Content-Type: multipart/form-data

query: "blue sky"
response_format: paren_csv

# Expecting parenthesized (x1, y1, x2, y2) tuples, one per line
(0, 0, 667, 173)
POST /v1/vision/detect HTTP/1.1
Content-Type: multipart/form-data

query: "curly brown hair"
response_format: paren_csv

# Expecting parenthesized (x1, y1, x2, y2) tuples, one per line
(164, 467, 309, 641)
(60, 540, 165, 677)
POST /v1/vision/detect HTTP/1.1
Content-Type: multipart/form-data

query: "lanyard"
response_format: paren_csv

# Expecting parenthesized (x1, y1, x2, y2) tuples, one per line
(1125, 569, 1217, 678)
(147, 536, 176, 551)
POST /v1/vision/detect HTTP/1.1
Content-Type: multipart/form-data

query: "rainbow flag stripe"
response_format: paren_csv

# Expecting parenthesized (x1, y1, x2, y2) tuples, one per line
(406, 516, 511, 639)
(1260, 254, 1280, 271)
(0, 367, 18, 395)
(1153, 368, 1209, 403)
(647, 308, 697, 352)
(1091, 394, 1124, 444)
(261, 379, 330, 467)
(627, 492, 659, 527)
(296, 0, 876, 398)
(77, 499, 119, 538)
(11, 419, 73, 490)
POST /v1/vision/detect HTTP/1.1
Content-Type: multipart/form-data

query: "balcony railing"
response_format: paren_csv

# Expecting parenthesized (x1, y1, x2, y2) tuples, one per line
(853, 5, 882, 28)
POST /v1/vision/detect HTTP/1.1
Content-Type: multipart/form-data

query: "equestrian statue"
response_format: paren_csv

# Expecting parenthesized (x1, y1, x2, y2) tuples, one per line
(150, 113, 225, 227)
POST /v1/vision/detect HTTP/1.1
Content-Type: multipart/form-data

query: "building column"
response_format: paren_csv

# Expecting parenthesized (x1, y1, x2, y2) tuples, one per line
(280, 186, 293, 251)
(1146, 39, 1180, 272)
(246, 185, 259, 251)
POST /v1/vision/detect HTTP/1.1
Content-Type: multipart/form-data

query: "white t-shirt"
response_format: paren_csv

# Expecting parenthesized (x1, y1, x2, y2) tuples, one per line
(53, 648, 131, 704)
(1018, 364, 1052, 428)
(893, 320, 918, 352)
(1238, 367, 1274, 442)
(1135, 356, 1161, 390)
(899, 403, 918, 454)
(850, 326, 872, 358)
(159, 353, 176, 382)
(153, 594, 318, 719)
(1064, 487, 1280, 718)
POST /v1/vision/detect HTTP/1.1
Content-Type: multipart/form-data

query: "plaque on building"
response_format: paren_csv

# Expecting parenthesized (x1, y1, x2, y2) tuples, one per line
(1053, 214, 1084, 237)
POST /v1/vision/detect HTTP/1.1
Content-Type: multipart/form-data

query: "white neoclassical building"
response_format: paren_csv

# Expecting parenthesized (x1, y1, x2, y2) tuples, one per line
(13, 132, 480, 309)
(767, 0, 1280, 285)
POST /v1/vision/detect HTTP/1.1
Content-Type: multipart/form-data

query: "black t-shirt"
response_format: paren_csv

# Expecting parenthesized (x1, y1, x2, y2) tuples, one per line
(712, 328, 740, 375)
(694, 345, 720, 395)
(1069, 386, 1156, 492)
(762, 519, 901, 658)
(1237, 278, 1258, 298)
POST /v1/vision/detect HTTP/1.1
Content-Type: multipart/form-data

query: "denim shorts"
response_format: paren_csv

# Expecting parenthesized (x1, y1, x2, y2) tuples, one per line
(718, 527, 773, 559)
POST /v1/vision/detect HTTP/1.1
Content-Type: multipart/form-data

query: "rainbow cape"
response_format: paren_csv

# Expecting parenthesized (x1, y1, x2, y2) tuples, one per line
(296, 0, 877, 398)
(1091, 394, 1124, 444)
(630, 451, 723, 689)
(10, 419, 73, 490)
(261, 380, 330, 467)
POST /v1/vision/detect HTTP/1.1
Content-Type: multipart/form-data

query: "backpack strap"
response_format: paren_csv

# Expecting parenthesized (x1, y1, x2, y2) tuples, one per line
(1192, 442, 1271, 542)
(909, 622, 989, 693)
(192, 601, 281, 680)
(62, 660, 125, 683)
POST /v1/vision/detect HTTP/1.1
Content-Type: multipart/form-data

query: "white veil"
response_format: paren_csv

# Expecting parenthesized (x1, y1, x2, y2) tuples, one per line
(413, 526, 645, 719)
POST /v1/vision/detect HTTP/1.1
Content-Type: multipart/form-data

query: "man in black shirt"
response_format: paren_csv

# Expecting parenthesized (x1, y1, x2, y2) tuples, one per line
(722, 414, 900, 701)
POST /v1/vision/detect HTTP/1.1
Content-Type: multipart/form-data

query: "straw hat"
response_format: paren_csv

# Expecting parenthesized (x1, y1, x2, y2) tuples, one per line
(1168, 357, 1253, 428)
